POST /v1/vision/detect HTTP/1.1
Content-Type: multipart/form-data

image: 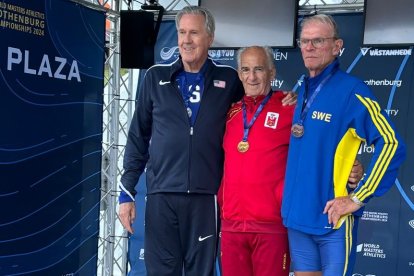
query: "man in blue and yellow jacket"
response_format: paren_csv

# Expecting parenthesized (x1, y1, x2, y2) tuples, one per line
(282, 14, 406, 276)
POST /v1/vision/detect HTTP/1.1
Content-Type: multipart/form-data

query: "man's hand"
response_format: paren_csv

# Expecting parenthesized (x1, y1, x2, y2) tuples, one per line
(281, 91, 297, 106)
(348, 159, 364, 189)
(119, 202, 136, 234)
(323, 196, 362, 226)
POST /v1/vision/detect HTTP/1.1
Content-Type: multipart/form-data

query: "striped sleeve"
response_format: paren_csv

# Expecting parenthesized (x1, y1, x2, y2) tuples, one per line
(353, 94, 406, 203)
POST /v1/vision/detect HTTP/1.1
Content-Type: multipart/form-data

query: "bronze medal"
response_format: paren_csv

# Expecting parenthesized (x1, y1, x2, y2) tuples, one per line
(237, 141, 249, 153)
(291, 123, 304, 138)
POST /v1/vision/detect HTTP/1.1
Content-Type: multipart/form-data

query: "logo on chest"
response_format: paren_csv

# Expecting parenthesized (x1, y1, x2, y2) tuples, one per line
(264, 112, 279, 129)
(311, 111, 332, 123)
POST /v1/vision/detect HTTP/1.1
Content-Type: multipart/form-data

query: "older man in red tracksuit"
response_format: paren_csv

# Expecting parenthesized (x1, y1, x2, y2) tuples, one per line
(218, 46, 294, 276)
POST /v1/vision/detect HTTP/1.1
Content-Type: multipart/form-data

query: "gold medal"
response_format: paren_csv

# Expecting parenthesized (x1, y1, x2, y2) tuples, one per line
(237, 141, 249, 153)
(291, 123, 304, 138)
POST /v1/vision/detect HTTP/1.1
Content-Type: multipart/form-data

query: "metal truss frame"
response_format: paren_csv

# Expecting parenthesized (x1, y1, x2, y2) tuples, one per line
(72, 1, 364, 275)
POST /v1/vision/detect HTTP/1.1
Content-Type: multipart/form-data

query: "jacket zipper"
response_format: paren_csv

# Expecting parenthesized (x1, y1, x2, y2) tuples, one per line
(188, 126, 193, 193)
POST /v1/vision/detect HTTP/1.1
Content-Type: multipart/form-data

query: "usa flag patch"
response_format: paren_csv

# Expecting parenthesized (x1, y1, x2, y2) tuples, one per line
(264, 112, 279, 129)
(214, 80, 226, 88)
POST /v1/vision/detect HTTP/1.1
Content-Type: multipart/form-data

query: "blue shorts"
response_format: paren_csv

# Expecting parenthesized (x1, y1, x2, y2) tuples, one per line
(288, 215, 358, 276)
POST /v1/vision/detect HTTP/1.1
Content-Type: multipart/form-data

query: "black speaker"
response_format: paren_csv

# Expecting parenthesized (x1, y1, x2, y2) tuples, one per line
(120, 10, 155, 69)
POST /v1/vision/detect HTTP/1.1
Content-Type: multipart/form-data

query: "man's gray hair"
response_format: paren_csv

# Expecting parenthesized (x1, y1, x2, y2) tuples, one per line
(236, 46, 275, 71)
(300, 14, 340, 39)
(175, 6, 215, 36)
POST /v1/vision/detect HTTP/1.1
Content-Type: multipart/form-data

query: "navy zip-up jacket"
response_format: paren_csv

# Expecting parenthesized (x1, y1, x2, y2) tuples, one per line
(119, 57, 243, 203)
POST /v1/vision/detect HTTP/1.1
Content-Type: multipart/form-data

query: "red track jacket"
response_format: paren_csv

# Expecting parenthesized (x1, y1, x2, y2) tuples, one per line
(219, 91, 294, 233)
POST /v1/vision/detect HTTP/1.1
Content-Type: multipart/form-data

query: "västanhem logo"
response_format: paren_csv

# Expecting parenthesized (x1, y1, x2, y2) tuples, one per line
(360, 47, 412, 56)
(160, 46, 179, 61)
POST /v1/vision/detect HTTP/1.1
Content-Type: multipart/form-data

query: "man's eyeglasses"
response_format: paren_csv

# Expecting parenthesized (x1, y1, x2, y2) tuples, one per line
(296, 37, 337, 48)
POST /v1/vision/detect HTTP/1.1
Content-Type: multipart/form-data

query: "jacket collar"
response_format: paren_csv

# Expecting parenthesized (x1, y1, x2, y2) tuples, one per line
(169, 57, 213, 82)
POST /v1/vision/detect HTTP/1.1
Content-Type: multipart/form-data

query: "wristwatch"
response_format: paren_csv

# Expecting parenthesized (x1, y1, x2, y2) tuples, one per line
(349, 193, 365, 207)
